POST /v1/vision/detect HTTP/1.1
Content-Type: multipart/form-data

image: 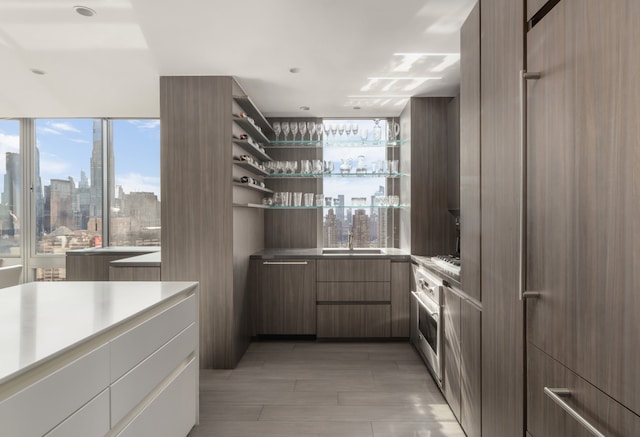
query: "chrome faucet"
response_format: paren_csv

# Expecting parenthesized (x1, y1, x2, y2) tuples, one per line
(348, 231, 354, 250)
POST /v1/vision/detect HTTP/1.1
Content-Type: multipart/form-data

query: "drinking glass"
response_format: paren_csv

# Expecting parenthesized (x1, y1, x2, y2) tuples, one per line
(360, 128, 368, 144)
(323, 123, 330, 139)
(389, 195, 400, 207)
(298, 122, 307, 141)
(330, 124, 338, 138)
(303, 193, 314, 206)
(315, 194, 324, 207)
(351, 123, 359, 137)
(307, 122, 316, 142)
(338, 124, 345, 138)
(293, 192, 303, 207)
(282, 122, 290, 141)
(273, 122, 281, 141)
(345, 124, 352, 138)
(317, 123, 324, 141)
(390, 160, 399, 174)
(324, 160, 334, 174)
(290, 122, 298, 141)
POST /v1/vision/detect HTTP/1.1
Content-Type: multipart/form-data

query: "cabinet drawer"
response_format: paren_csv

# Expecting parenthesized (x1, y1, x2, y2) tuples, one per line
(317, 282, 390, 302)
(0, 342, 110, 437)
(317, 304, 390, 338)
(317, 259, 390, 282)
(116, 357, 198, 437)
(111, 322, 197, 426)
(110, 293, 196, 382)
(527, 344, 640, 437)
(44, 389, 109, 437)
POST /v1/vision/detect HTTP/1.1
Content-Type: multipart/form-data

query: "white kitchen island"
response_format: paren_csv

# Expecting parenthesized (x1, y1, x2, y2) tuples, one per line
(0, 281, 199, 437)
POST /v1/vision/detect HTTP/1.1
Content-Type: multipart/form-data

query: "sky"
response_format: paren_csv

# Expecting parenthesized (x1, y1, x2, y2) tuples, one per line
(0, 118, 160, 197)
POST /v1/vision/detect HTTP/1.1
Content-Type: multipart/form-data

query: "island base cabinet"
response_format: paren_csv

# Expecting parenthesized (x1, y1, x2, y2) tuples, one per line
(317, 304, 391, 338)
(527, 344, 640, 437)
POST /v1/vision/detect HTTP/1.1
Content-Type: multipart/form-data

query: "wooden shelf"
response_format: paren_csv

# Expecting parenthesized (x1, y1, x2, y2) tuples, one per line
(233, 117, 271, 144)
(233, 182, 274, 194)
(233, 159, 269, 176)
(232, 202, 270, 209)
(233, 139, 272, 161)
(233, 95, 274, 136)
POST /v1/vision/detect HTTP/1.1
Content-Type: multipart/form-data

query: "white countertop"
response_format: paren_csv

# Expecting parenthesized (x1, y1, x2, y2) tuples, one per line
(0, 281, 197, 384)
(110, 251, 161, 267)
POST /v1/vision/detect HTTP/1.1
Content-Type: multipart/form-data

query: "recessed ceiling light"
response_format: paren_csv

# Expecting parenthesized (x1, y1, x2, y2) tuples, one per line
(30, 68, 46, 75)
(299, 106, 310, 111)
(289, 67, 301, 74)
(74, 6, 96, 17)
(353, 106, 361, 110)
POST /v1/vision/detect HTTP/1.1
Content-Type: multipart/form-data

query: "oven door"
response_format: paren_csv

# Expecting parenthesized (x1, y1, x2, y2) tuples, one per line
(411, 290, 442, 385)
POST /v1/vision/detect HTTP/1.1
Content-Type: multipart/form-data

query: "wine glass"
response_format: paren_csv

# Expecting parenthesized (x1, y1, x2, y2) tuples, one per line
(345, 124, 352, 138)
(323, 123, 330, 140)
(298, 122, 307, 141)
(351, 123, 359, 137)
(317, 123, 324, 142)
(282, 122, 290, 141)
(330, 124, 338, 139)
(290, 122, 298, 141)
(272, 122, 281, 141)
(307, 122, 316, 142)
(338, 124, 345, 138)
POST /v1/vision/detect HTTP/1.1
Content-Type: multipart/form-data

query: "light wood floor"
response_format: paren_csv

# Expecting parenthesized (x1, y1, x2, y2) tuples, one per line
(188, 341, 464, 437)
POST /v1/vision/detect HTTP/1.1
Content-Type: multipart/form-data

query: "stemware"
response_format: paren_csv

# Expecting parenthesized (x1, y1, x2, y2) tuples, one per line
(298, 122, 307, 142)
(290, 122, 299, 141)
(372, 119, 382, 143)
(307, 122, 316, 142)
(323, 123, 331, 140)
(351, 123, 359, 137)
(282, 122, 290, 141)
(360, 128, 368, 144)
(317, 123, 324, 142)
(345, 124, 352, 138)
(338, 124, 345, 138)
(330, 124, 338, 139)
(273, 122, 281, 141)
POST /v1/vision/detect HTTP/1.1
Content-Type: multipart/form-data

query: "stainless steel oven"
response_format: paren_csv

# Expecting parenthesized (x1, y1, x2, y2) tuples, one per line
(411, 264, 443, 386)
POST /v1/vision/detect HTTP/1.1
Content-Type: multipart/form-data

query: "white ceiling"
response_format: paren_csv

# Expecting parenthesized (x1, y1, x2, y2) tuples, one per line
(0, 0, 476, 118)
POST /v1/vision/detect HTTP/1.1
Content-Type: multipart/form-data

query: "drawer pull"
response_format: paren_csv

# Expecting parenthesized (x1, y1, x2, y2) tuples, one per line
(262, 261, 308, 265)
(543, 387, 605, 437)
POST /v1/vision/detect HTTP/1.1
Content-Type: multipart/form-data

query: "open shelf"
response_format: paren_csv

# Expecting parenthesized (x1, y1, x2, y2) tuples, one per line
(266, 205, 408, 210)
(233, 139, 272, 161)
(267, 139, 407, 148)
(232, 202, 270, 209)
(233, 182, 274, 194)
(265, 172, 405, 178)
(233, 95, 274, 136)
(233, 117, 270, 144)
(233, 159, 269, 176)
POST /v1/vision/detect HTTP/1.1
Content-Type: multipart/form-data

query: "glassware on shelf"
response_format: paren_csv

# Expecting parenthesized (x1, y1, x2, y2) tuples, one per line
(298, 122, 307, 141)
(312, 159, 323, 174)
(300, 159, 311, 175)
(338, 124, 345, 138)
(330, 124, 338, 139)
(351, 123, 359, 138)
(372, 119, 382, 143)
(389, 195, 400, 207)
(345, 124, 352, 138)
(324, 160, 334, 174)
(317, 123, 324, 142)
(315, 194, 324, 207)
(282, 122, 290, 141)
(292, 192, 303, 207)
(360, 128, 368, 144)
(339, 158, 352, 174)
(307, 122, 316, 142)
(273, 122, 281, 141)
(355, 155, 367, 174)
(303, 193, 314, 206)
(323, 123, 330, 140)
(290, 122, 299, 140)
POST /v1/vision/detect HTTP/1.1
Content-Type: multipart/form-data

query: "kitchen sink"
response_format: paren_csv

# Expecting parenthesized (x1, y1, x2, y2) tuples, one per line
(321, 249, 383, 255)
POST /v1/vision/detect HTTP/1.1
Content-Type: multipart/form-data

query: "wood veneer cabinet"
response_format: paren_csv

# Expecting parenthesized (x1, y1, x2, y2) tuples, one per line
(254, 259, 316, 335)
(161, 76, 267, 368)
(460, 2, 481, 302)
(443, 285, 482, 437)
(479, 0, 525, 435)
(525, 0, 640, 432)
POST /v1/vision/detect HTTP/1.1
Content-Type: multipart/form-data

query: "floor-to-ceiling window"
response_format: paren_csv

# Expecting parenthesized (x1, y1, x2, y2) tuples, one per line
(5, 118, 160, 281)
(0, 119, 21, 259)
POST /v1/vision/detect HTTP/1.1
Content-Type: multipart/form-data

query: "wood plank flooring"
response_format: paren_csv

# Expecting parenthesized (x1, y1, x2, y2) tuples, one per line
(189, 341, 464, 437)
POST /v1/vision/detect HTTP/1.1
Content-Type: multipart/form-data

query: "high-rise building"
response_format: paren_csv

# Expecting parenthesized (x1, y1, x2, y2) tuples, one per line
(1, 152, 20, 237)
(90, 120, 115, 218)
(49, 178, 74, 231)
(352, 209, 370, 247)
(323, 208, 339, 248)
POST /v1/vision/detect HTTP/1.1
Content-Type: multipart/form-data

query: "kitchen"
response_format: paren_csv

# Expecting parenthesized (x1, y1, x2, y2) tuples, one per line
(1, 1, 638, 436)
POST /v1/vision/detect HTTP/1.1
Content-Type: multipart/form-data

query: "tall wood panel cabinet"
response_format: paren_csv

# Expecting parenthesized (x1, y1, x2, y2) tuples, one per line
(161, 76, 268, 368)
(479, 0, 525, 436)
(525, 1, 640, 435)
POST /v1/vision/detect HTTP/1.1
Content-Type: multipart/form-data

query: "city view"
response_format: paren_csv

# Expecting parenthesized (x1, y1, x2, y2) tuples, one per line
(0, 119, 161, 280)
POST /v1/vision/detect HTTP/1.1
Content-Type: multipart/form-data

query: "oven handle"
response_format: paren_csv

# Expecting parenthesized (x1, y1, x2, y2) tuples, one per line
(411, 291, 439, 317)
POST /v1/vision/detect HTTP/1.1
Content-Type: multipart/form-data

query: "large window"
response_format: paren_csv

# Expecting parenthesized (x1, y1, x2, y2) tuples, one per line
(0, 120, 21, 257)
(34, 119, 103, 255)
(110, 120, 161, 246)
(322, 119, 394, 248)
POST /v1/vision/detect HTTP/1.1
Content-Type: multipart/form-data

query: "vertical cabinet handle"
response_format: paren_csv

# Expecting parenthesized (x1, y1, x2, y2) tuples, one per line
(262, 261, 308, 265)
(519, 70, 541, 301)
(543, 387, 606, 437)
